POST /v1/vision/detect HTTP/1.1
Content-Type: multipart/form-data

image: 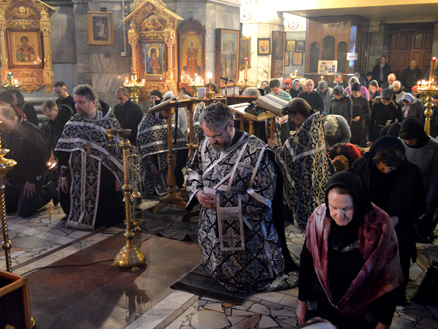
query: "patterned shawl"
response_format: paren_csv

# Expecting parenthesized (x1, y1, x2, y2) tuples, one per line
(306, 204, 404, 316)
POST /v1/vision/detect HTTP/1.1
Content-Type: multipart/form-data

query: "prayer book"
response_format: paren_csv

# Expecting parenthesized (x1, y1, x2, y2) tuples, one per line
(227, 103, 276, 121)
(254, 94, 288, 116)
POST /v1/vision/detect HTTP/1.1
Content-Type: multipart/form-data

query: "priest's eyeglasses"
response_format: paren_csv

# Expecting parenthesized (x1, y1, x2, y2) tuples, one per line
(203, 129, 225, 141)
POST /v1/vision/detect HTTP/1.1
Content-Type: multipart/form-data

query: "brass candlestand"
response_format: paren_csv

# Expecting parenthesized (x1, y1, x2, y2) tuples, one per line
(1, 72, 22, 92)
(107, 129, 146, 268)
(236, 58, 255, 92)
(418, 57, 438, 135)
(124, 72, 145, 104)
(0, 135, 17, 272)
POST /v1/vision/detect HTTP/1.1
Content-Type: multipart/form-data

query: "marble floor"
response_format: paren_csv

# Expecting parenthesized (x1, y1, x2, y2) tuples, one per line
(1, 203, 438, 329)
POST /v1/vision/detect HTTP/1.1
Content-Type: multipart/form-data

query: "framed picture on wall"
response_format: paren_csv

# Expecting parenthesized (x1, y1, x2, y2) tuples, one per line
(88, 11, 114, 45)
(292, 52, 303, 65)
(285, 52, 290, 67)
(239, 36, 251, 70)
(178, 18, 206, 82)
(141, 41, 166, 78)
(296, 40, 305, 52)
(216, 29, 240, 85)
(271, 31, 286, 78)
(7, 29, 43, 68)
(257, 38, 271, 55)
(286, 40, 296, 52)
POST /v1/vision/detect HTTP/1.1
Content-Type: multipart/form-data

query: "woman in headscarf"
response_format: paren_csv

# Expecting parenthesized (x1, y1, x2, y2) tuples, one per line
(289, 78, 303, 98)
(326, 85, 352, 125)
(350, 82, 371, 146)
(258, 80, 269, 96)
(353, 136, 426, 306)
(398, 93, 423, 121)
(297, 168, 403, 329)
(399, 118, 438, 242)
(11, 89, 38, 126)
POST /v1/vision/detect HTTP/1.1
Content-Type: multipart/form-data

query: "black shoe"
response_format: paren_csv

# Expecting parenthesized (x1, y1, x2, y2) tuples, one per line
(45, 181, 59, 206)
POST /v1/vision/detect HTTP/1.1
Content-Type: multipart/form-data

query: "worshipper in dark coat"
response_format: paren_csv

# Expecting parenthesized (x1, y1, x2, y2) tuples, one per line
(149, 89, 163, 108)
(114, 87, 144, 146)
(41, 100, 74, 215)
(289, 79, 303, 98)
(11, 89, 38, 126)
(0, 90, 27, 120)
(298, 79, 324, 114)
(297, 168, 403, 329)
(350, 82, 370, 146)
(368, 89, 402, 142)
(372, 56, 392, 87)
(399, 118, 438, 242)
(0, 105, 57, 217)
(258, 81, 269, 96)
(54, 81, 76, 113)
(353, 136, 426, 306)
(401, 60, 422, 93)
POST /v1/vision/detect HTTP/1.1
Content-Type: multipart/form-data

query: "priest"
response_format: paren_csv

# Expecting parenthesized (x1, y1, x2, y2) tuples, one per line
(55, 84, 124, 230)
(186, 102, 297, 292)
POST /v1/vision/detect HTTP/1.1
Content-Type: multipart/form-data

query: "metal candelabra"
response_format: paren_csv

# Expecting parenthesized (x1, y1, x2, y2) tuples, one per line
(107, 129, 146, 268)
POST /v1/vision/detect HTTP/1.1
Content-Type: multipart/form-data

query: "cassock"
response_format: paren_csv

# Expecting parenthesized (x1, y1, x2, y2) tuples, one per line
(272, 112, 334, 227)
(186, 130, 296, 292)
(55, 105, 124, 230)
(137, 112, 188, 196)
(114, 100, 144, 146)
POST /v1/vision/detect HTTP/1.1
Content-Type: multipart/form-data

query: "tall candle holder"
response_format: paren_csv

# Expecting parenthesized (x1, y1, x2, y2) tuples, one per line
(417, 57, 438, 136)
(0, 131, 17, 273)
(236, 57, 255, 92)
(124, 72, 145, 104)
(106, 129, 146, 268)
(1, 72, 22, 92)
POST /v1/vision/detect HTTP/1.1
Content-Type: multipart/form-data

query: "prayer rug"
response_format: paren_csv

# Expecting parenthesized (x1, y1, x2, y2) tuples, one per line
(171, 262, 251, 305)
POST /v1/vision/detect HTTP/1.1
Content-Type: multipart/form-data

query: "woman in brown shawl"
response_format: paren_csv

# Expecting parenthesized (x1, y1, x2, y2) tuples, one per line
(297, 168, 403, 329)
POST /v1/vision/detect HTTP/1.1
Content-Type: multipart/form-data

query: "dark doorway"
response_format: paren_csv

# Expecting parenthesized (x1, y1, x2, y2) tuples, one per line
(388, 26, 433, 80)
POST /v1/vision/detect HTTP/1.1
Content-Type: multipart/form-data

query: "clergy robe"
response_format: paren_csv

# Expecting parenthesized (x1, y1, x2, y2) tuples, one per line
(186, 131, 295, 292)
(272, 112, 334, 227)
(55, 106, 124, 230)
(137, 112, 188, 196)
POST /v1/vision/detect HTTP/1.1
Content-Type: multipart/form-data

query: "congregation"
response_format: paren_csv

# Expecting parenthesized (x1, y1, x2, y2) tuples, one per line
(1, 54, 438, 328)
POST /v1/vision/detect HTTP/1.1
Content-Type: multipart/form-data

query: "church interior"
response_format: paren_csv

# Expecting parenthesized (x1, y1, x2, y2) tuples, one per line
(1, 0, 438, 328)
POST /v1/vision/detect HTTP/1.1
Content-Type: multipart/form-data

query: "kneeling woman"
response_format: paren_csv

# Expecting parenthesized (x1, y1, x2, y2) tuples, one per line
(297, 168, 403, 329)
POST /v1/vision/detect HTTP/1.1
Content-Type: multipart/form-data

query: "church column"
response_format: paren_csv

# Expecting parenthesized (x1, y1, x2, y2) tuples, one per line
(40, 9, 54, 92)
(164, 30, 176, 91)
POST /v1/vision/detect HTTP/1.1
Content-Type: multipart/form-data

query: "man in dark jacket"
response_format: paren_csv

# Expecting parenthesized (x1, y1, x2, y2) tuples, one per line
(372, 56, 392, 87)
(0, 105, 57, 217)
(298, 79, 324, 114)
(114, 87, 144, 146)
(54, 81, 76, 113)
(42, 100, 74, 159)
(401, 60, 422, 93)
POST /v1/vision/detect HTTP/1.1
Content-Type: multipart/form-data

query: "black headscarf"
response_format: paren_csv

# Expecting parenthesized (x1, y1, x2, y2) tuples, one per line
(149, 90, 163, 106)
(325, 168, 372, 249)
(368, 135, 405, 159)
(399, 118, 430, 149)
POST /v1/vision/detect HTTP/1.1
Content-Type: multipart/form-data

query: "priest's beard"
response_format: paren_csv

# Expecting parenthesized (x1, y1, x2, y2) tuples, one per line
(211, 134, 232, 152)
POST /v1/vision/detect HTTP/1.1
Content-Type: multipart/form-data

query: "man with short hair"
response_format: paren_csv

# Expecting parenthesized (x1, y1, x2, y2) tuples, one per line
(401, 60, 422, 93)
(55, 84, 124, 230)
(372, 56, 392, 87)
(185, 102, 297, 292)
(0, 105, 57, 217)
(269, 79, 292, 101)
(316, 80, 333, 111)
(53, 81, 76, 113)
(114, 87, 144, 146)
(381, 73, 396, 89)
(298, 79, 324, 114)
(328, 72, 348, 89)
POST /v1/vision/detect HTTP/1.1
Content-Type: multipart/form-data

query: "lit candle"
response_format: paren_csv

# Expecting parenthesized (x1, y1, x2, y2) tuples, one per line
(429, 57, 437, 82)
(244, 58, 248, 80)
(13, 79, 17, 85)
(207, 72, 212, 92)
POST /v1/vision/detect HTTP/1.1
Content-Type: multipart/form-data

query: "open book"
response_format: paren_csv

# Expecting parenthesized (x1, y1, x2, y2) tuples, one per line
(254, 94, 289, 115)
(228, 103, 276, 122)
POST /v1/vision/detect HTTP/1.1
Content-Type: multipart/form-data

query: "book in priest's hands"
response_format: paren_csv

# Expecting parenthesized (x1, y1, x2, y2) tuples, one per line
(254, 94, 289, 116)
